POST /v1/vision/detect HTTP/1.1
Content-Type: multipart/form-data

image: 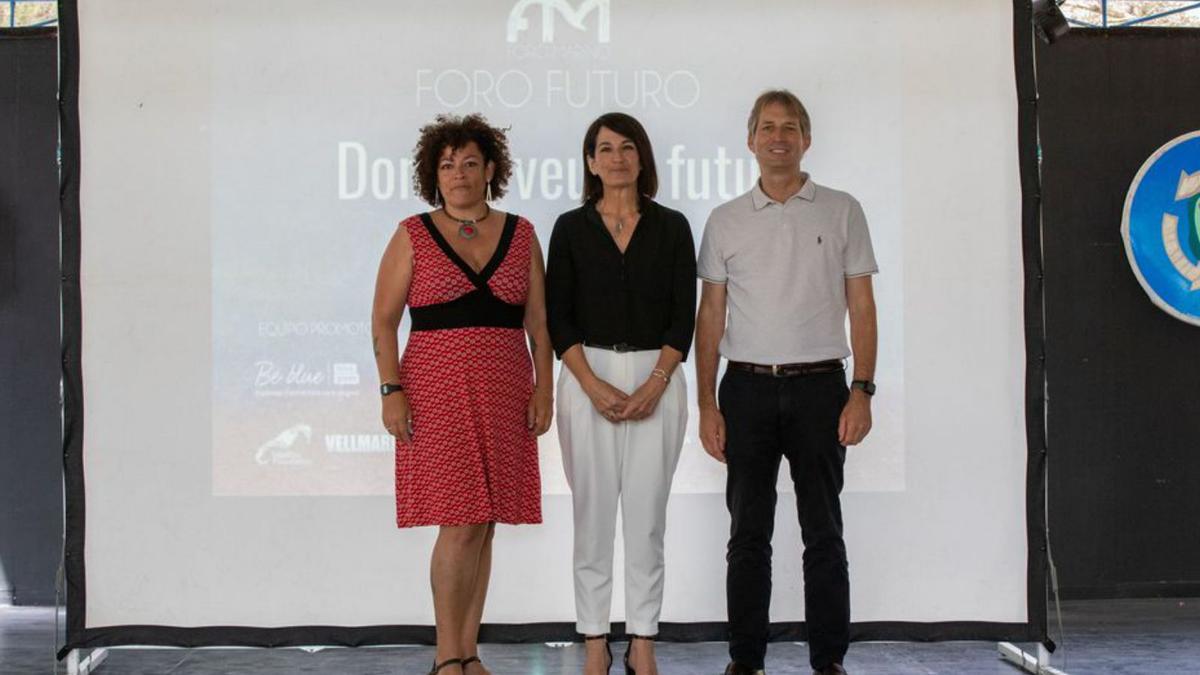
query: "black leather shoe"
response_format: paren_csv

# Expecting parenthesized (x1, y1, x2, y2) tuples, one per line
(812, 664, 848, 675)
(724, 662, 766, 675)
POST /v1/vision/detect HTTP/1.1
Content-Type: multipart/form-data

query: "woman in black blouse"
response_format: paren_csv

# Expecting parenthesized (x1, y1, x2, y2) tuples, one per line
(546, 112, 696, 675)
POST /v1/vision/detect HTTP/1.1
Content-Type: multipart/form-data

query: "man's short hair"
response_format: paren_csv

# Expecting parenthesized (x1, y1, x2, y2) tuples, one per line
(747, 89, 811, 138)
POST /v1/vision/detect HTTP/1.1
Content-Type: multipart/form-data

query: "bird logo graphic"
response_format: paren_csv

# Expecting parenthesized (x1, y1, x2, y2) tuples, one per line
(254, 424, 314, 466)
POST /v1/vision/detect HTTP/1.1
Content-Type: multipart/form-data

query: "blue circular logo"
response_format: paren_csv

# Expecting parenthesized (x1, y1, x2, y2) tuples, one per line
(1122, 131, 1200, 326)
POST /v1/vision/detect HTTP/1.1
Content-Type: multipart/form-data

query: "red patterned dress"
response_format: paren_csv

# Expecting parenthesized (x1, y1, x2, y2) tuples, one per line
(395, 212, 542, 528)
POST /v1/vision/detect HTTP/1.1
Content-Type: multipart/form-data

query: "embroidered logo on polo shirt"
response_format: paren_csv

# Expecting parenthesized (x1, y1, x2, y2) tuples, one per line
(1122, 131, 1200, 326)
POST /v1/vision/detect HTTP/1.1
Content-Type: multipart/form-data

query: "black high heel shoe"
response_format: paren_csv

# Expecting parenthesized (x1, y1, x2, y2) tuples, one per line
(585, 634, 613, 673)
(623, 634, 655, 675)
(428, 657, 462, 674)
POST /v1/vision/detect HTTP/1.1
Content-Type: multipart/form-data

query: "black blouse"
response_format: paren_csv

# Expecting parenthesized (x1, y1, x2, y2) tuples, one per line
(545, 198, 697, 360)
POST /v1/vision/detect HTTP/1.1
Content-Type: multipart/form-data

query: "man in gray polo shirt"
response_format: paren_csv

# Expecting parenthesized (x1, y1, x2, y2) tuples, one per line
(696, 89, 878, 675)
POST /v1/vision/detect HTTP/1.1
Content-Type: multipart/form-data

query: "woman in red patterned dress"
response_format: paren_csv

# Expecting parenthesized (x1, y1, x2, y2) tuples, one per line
(371, 114, 553, 675)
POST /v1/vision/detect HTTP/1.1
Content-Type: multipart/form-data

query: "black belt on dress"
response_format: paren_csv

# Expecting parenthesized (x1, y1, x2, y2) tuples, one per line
(409, 289, 525, 332)
(583, 341, 658, 353)
(727, 359, 844, 377)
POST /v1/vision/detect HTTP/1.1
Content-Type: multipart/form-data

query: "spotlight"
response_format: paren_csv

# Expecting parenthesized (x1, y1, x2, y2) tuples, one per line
(1033, 0, 1071, 45)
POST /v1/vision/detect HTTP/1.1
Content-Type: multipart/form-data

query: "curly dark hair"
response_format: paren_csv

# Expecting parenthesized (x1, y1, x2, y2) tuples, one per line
(412, 113, 513, 206)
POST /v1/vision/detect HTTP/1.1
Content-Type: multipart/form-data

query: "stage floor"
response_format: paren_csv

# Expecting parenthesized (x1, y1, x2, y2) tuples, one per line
(3, 598, 1197, 674)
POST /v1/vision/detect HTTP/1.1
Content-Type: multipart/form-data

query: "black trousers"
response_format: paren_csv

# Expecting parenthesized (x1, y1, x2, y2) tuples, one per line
(721, 368, 850, 670)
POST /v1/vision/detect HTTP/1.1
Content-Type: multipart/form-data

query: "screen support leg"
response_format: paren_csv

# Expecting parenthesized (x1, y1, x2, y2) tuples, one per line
(64, 648, 108, 675)
(998, 642, 1068, 675)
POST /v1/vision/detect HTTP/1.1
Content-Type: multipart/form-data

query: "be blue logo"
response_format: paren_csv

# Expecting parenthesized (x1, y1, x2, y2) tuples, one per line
(1122, 131, 1200, 326)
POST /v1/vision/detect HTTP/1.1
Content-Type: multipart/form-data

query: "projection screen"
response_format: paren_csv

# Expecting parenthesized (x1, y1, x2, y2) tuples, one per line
(62, 0, 1045, 650)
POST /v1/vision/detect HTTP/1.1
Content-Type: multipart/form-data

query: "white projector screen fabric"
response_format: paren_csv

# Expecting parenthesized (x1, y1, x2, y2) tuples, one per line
(68, 0, 1039, 643)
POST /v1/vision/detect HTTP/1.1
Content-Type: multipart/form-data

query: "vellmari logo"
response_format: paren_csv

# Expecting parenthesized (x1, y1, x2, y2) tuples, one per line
(507, 0, 610, 43)
(1122, 130, 1200, 326)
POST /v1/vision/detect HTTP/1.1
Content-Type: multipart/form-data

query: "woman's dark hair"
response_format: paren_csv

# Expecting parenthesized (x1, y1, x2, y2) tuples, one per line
(581, 112, 658, 203)
(412, 113, 512, 206)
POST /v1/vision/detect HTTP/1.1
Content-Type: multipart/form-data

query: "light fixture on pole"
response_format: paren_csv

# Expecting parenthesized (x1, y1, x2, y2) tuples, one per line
(1033, 0, 1071, 45)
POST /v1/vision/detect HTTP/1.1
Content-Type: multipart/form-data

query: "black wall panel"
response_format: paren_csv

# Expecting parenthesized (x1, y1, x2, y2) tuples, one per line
(1037, 29, 1200, 599)
(0, 27, 63, 606)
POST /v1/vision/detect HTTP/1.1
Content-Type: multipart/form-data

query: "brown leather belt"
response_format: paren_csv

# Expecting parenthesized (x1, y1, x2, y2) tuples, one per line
(727, 359, 844, 377)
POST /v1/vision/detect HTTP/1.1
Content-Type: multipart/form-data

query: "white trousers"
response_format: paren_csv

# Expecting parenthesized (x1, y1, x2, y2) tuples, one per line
(557, 346, 688, 636)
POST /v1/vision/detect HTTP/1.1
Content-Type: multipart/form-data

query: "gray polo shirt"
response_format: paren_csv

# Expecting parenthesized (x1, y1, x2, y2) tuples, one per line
(697, 175, 878, 364)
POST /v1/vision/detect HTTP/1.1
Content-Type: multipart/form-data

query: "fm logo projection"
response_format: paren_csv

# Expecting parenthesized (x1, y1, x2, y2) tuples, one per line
(507, 0, 611, 43)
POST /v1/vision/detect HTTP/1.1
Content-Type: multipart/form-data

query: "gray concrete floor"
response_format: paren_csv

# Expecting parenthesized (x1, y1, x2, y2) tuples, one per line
(2, 599, 1198, 674)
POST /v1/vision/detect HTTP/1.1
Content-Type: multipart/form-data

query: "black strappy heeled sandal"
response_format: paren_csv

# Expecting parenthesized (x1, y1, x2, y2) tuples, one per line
(623, 634, 656, 675)
(428, 657, 463, 674)
(461, 655, 483, 672)
(584, 634, 613, 673)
